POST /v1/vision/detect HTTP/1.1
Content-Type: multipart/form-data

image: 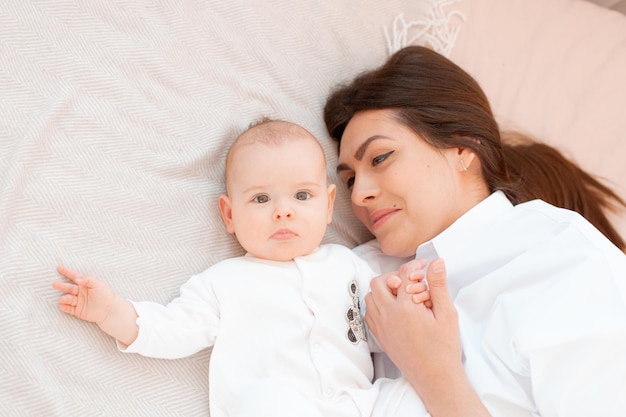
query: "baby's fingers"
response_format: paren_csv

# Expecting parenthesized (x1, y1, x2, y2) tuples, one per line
(56, 292, 80, 317)
(405, 281, 428, 294)
(52, 280, 78, 295)
(412, 291, 432, 307)
(406, 281, 432, 308)
(58, 302, 78, 316)
(56, 265, 85, 284)
(398, 258, 427, 282)
(58, 293, 77, 306)
(410, 285, 430, 305)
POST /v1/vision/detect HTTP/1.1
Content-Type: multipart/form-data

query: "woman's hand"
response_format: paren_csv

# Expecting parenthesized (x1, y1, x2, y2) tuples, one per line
(365, 259, 491, 417)
(372, 259, 430, 304)
(365, 259, 461, 382)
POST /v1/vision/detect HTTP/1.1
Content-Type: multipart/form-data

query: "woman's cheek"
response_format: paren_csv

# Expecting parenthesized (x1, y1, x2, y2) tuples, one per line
(352, 204, 372, 231)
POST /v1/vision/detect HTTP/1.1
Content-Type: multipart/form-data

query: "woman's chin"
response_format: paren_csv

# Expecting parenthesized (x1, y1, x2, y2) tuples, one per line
(379, 238, 414, 259)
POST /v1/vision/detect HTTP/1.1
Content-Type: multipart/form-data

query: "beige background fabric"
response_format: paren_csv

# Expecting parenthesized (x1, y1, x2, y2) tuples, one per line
(1, 0, 624, 416)
(586, 0, 626, 14)
(447, 0, 626, 238)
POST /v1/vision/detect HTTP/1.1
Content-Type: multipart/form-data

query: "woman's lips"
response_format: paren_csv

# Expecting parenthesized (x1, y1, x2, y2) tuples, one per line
(370, 208, 399, 230)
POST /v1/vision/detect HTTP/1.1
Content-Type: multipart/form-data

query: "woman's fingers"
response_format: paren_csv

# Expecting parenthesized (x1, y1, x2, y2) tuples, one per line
(426, 259, 456, 318)
(363, 291, 378, 336)
(365, 274, 398, 342)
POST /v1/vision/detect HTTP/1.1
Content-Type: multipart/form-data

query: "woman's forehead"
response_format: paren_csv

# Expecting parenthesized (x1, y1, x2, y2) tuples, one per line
(339, 112, 413, 155)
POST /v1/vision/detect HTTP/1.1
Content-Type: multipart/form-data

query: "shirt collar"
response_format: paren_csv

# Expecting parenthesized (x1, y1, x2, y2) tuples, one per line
(415, 191, 514, 296)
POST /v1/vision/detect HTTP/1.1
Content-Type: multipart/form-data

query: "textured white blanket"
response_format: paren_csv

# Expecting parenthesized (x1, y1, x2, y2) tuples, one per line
(0, 1, 440, 415)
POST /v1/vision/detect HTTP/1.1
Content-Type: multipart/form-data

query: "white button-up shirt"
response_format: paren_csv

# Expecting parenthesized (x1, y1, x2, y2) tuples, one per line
(123, 244, 379, 417)
(357, 191, 626, 417)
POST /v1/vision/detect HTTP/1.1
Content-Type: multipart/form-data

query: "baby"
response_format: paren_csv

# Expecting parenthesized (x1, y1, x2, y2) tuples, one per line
(53, 119, 429, 417)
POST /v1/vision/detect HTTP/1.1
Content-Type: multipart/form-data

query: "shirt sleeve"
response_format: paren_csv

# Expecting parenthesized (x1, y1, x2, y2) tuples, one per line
(120, 271, 220, 359)
(513, 250, 626, 416)
(528, 331, 626, 416)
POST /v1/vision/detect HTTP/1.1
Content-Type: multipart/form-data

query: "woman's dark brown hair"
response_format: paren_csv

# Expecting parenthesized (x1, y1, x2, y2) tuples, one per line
(324, 45, 625, 250)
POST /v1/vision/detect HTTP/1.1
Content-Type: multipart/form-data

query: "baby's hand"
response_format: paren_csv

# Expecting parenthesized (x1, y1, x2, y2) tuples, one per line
(52, 266, 117, 325)
(397, 259, 432, 308)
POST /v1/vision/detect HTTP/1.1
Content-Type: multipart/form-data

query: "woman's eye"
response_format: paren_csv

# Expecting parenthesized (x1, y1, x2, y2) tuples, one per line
(253, 194, 270, 203)
(372, 150, 394, 166)
(295, 191, 311, 201)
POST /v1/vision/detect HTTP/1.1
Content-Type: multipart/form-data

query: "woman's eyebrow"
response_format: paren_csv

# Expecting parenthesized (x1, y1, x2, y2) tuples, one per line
(337, 135, 387, 173)
(336, 163, 350, 173)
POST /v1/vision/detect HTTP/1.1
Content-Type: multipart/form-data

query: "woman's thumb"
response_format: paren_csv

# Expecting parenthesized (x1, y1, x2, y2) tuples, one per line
(427, 259, 453, 313)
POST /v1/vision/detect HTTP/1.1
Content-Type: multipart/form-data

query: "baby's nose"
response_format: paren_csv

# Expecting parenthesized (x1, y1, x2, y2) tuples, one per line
(273, 207, 294, 220)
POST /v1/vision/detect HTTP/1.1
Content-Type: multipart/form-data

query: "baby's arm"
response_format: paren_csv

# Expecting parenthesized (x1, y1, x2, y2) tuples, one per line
(52, 266, 139, 347)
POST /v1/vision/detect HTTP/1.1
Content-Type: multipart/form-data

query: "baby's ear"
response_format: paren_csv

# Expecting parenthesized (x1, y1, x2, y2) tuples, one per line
(327, 184, 337, 223)
(218, 194, 236, 233)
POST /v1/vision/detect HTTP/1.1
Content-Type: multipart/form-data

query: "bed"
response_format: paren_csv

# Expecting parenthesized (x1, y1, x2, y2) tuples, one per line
(1, 0, 625, 415)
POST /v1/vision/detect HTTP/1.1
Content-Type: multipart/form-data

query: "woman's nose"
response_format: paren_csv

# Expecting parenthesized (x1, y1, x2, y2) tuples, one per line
(351, 176, 377, 206)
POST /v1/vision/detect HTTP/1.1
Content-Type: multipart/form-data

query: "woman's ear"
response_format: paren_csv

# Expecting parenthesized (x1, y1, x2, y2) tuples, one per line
(218, 194, 236, 233)
(327, 184, 337, 224)
(457, 147, 479, 172)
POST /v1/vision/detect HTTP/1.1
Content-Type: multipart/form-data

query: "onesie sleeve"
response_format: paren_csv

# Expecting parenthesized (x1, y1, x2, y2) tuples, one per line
(120, 271, 220, 359)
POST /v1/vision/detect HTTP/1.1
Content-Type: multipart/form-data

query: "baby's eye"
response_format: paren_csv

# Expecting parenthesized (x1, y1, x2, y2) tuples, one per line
(295, 191, 311, 201)
(372, 150, 394, 166)
(345, 177, 355, 189)
(253, 194, 270, 203)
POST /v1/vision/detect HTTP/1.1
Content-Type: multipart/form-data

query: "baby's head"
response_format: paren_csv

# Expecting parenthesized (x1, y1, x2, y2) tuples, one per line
(219, 119, 336, 261)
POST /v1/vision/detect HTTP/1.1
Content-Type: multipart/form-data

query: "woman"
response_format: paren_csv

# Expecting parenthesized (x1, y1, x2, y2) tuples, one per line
(324, 46, 626, 417)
